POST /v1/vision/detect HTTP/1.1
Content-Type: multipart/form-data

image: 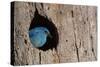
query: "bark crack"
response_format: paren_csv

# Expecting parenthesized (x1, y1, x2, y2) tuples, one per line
(74, 42, 80, 62)
(90, 35, 97, 60)
(72, 19, 80, 62)
(39, 52, 41, 64)
(55, 48, 60, 63)
(88, 13, 97, 60)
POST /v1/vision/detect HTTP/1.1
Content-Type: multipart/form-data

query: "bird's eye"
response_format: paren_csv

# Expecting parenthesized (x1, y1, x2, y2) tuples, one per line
(44, 31, 48, 34)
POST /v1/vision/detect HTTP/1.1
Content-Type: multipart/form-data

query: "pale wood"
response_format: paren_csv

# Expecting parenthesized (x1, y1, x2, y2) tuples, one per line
(11, 2, 97, 65)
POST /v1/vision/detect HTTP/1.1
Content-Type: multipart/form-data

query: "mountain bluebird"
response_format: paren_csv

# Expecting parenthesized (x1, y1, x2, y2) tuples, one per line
(29, 27, 52, 48)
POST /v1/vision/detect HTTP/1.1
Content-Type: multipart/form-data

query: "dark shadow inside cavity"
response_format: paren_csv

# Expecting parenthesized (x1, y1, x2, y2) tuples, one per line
(29, 8, 59, 51)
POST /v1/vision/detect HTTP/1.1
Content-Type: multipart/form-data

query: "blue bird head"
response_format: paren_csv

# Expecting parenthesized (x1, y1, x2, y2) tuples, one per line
(29, 27, 52, 48)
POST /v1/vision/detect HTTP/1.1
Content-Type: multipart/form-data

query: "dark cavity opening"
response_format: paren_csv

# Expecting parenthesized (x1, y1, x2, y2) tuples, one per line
(29, 8, 59, 51)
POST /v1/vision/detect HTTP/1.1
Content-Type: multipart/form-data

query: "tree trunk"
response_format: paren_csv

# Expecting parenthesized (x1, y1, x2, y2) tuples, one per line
(11, 1, 97, 65)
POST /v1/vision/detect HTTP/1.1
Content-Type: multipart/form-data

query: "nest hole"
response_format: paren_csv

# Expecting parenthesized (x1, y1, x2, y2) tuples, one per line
(29, 9, 59, 51)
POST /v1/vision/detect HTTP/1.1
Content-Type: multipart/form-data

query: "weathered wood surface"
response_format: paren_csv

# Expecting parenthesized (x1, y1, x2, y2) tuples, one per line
(11, 2, 97, 65)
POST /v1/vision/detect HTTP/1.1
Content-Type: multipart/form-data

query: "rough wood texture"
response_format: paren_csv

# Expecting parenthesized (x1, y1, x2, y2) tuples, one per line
(11, 2, 97, 65)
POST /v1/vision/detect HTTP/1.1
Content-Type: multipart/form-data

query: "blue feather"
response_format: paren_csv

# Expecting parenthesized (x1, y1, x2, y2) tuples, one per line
(29, 27, 51, 47)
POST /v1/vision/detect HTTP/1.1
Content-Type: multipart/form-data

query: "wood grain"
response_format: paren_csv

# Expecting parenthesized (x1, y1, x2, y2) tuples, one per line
(11, 2, 97, 65)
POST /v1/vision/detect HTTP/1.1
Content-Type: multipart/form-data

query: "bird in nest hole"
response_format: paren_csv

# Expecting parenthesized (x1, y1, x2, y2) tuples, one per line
(29, 27, 52, 48)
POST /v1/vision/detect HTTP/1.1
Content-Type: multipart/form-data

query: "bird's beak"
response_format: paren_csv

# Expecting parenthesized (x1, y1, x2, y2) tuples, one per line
(48, 33, 52, 38)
